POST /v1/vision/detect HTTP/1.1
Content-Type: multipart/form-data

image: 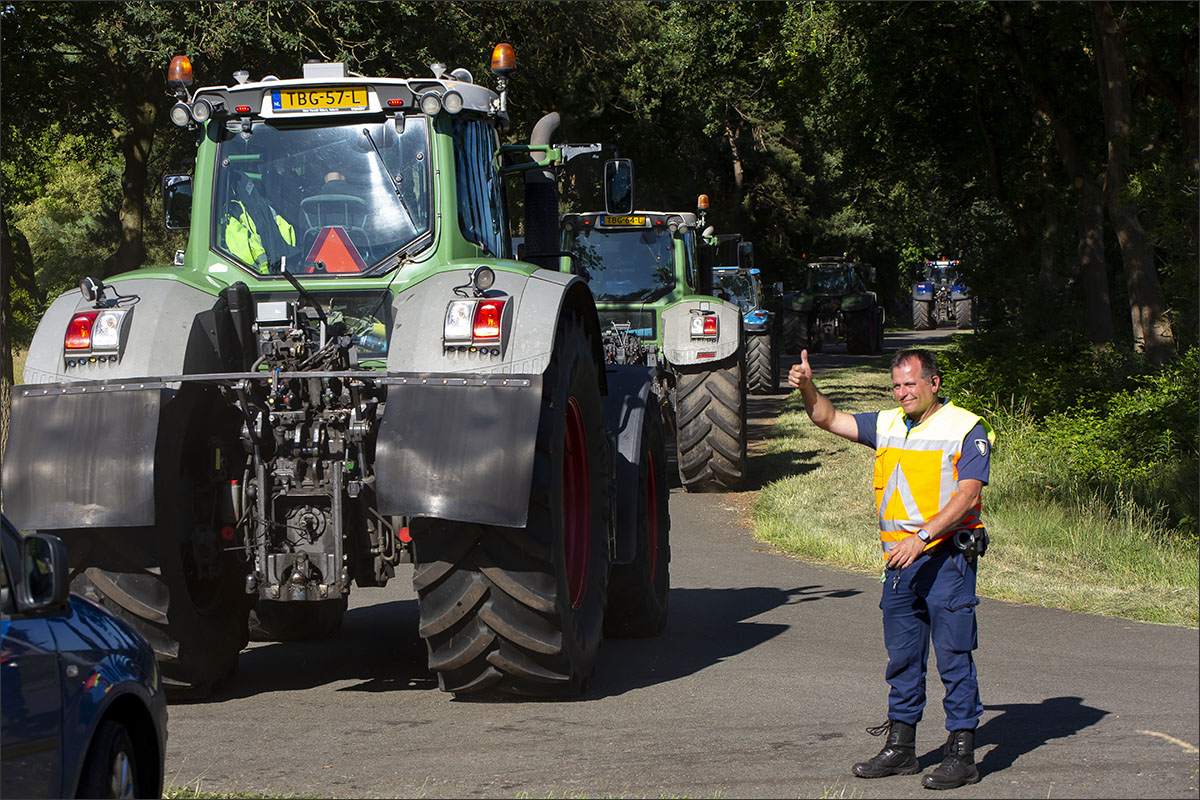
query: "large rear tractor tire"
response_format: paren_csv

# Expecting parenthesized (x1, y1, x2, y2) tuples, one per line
(845, 310, 873, 355)
(676, 351, 747, 492)
(912, 298, 932, 330)
(66, 481, 253, 700)
(410, 308, 609, 696)
(605, 399, 670, 637)
(955, 298, 974, 330)
(781, 310, 803, 354)
(746, 332, 776, 395)
(248, 597, 348, 642)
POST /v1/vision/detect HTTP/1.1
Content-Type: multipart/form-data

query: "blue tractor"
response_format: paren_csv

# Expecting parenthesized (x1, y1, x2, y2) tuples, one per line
(912, 258, 975, 330)
(711, 237, 780, 394)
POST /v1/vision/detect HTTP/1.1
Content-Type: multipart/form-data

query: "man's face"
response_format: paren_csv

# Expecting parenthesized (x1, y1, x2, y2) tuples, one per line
(892, 357, 939, 419)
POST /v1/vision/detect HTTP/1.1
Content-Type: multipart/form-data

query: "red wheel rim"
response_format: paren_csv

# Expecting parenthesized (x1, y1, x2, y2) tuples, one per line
(563, 397, 591, 609)
(647, 447, 659, 579)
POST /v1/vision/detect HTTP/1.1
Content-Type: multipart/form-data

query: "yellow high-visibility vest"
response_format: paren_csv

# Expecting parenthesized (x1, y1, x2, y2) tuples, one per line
(872, 401, 994, 555)
(224, 199, 295, 271)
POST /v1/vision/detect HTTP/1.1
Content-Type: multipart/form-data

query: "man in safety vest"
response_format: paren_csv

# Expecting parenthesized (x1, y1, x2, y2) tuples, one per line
(223, 179, 296, 273)
(787, 347, 994, 790)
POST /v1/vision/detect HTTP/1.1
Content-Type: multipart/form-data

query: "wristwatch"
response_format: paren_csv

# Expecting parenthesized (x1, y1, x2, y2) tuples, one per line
(916, 529, 932, 544)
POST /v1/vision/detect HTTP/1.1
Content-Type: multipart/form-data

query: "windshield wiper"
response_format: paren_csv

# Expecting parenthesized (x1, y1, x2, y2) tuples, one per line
(361, 127, 418, 231)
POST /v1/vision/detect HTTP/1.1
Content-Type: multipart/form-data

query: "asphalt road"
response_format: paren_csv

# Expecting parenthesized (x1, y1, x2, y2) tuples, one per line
(164, 330, 1200, 799)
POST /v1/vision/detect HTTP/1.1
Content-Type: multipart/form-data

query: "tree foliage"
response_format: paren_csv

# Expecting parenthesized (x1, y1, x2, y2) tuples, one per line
(1, 1, 1195, 347)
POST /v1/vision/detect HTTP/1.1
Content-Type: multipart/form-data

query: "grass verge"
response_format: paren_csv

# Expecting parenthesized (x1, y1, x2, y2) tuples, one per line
(753, 360, 1199, 628)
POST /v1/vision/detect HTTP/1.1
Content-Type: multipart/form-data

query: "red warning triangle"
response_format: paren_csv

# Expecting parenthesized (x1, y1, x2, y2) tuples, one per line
(306, 226, 367, 273)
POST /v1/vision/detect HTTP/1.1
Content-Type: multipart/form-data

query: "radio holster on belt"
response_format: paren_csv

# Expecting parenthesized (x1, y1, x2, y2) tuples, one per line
(951, 528, 989, 560)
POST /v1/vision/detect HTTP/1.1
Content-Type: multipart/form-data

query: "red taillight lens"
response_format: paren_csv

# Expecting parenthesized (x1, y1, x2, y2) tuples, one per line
(473, 300, 504, 340)
(703, 316, 718, 336)
(65, 312, 98, 350)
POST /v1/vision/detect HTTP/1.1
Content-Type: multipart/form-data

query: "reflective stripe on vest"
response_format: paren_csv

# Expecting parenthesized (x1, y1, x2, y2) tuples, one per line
(873, 401, 994, 554)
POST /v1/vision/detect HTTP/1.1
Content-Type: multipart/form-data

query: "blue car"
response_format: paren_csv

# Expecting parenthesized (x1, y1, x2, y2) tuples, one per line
(1, 515, 167, 798)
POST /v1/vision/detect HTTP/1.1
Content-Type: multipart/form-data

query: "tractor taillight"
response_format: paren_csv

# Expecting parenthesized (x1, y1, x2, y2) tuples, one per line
(65, 312, 98, 349)
(473, 300, 504, 340)
(690, 313, 718, 338)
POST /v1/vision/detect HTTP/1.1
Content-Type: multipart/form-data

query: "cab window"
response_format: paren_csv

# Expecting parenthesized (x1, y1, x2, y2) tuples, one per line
(452, 117, 507, 258)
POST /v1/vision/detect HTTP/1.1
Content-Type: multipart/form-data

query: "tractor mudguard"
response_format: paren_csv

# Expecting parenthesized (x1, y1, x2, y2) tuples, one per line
(743, 318, 773, 335)
(386, 266, 600, 380)
(600, 364, 656, 566)
(374, 373, 544, 527)
(659, 300, 742, 366)
(2, 384, 167, 529)
(951, 288, 971, 301)
(912, 286, 933, 301)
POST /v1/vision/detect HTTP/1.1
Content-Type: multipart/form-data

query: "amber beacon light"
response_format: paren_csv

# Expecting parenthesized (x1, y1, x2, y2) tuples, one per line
(491, 42, 516, 76)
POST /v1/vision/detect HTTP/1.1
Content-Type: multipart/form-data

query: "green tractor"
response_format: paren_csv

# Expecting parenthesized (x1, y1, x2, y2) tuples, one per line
(3, 45, 671, 699)
(558, 164, 747, 492)
(780, 256, 884, 355)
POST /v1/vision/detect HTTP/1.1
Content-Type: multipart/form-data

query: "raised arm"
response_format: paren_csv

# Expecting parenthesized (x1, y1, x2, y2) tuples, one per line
(787, 349, 860, 442)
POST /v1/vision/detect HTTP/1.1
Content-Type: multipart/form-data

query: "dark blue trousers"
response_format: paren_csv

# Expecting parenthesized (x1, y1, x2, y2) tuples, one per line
(880, 548, 982, 731)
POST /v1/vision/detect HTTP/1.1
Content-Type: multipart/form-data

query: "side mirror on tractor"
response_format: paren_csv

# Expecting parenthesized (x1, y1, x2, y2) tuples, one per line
(604, 158, 634, 216)
(162, 174, 193, 230)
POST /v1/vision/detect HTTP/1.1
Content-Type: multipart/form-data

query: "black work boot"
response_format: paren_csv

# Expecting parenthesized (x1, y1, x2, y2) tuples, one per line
(852, 720, 919, 778)
(922, 729, 981, 789)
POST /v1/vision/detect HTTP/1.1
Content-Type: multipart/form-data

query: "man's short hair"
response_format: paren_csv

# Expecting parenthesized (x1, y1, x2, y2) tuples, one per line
(891, 348, 939, 381)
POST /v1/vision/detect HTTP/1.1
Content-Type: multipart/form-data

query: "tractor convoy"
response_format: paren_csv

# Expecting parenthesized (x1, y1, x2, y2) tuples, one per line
(0, 43, 987, 702)
(2, 45, 671, 699)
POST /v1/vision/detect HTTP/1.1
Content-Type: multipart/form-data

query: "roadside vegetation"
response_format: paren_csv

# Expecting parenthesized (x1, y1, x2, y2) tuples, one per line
(754, 334, 1199, 628)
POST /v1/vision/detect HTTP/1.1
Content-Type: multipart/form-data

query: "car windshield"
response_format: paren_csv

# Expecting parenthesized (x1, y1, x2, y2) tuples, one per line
(569, 227, 676, 302)
(213, 116, 432, 277)
(714, 272, 756, 312)
(809, 266, 860, 294)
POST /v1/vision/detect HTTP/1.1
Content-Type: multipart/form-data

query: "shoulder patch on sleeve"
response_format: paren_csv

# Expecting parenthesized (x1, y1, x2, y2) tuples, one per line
(974, 438, 989, 457)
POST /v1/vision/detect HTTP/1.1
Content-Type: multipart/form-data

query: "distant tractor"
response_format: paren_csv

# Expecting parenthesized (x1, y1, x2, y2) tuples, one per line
(711, 237, 780, 395)
(559, 168, 747, 493)
(912, 258, 974, 330)
(780, 256, 884, 355)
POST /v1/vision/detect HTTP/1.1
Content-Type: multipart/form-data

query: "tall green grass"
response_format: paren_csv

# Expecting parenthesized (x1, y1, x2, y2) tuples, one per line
(754, 358, 1199, 628)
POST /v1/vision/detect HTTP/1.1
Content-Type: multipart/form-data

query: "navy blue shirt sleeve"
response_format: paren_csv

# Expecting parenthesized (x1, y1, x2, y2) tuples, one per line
(956, 422, 991, 484)
(853, 412, 878, 448)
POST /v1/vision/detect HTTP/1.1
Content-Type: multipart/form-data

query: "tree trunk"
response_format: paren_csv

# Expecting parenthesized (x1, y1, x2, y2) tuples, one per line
(1093, 1, 1175, 365)
(998, 4, 1115, 346)
(1038, 149, 1060, 288)
(1, 212, 16, 479)
(109, 71, 160, 277)
(724, 122, 746, 232)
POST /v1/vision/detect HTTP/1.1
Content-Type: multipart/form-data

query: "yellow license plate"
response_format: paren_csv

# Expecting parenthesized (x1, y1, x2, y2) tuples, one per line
(603, 215, 647, 226)
(272, 87, 369, 113)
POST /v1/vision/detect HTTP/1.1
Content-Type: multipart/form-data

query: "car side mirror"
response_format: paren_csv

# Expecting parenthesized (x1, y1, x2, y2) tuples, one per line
(21, 533, 70, 611)
(163, 174, 193, 230)
(603, 158, 634, 216)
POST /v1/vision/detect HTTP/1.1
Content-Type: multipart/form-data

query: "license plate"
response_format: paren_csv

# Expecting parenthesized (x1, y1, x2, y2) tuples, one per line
(272, 87, 369, 113)
(603, 215, 646, 226)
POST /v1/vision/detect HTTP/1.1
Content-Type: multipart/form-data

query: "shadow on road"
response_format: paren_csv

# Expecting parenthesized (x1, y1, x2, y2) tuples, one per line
(588, 583, 864, 699)
(206, 599, 436, 701)
(956, 696, 1109, 777)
